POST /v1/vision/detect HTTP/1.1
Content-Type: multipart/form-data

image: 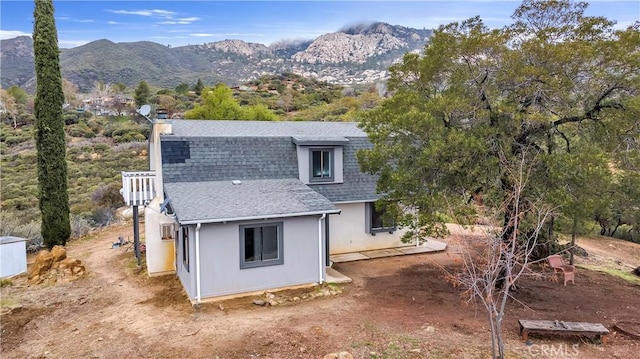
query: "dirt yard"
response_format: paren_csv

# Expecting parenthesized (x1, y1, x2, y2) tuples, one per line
(1, 223, 639, 359)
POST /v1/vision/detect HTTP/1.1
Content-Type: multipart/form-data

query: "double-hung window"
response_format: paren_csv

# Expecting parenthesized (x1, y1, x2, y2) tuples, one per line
(240, 222, 284, 269)
(310, 148, 333, 182)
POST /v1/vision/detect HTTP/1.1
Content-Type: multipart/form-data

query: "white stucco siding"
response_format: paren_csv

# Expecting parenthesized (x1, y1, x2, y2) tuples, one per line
(330, 202, 407, 254)
(145, 198, 177, 275)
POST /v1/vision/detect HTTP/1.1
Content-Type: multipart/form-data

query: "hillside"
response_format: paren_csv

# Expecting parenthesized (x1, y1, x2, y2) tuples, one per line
(1, 22, 431, 92)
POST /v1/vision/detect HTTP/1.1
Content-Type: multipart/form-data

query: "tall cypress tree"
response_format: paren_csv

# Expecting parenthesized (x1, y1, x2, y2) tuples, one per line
(33, 0, 70, 248)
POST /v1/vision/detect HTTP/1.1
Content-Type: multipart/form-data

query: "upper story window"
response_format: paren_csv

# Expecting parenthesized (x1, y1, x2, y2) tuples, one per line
(310, 148, 334, 182)
(293, 136, 347, 185)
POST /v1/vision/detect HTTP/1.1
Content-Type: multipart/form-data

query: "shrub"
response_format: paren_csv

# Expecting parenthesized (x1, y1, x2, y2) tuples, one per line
(71, 214, 94, 239)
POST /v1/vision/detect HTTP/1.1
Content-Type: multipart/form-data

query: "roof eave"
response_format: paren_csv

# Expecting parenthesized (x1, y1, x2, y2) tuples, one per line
(178, 208, 341, 225)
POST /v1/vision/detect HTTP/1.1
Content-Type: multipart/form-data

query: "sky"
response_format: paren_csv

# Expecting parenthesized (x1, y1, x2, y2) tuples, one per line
(1, 0, 638, 48)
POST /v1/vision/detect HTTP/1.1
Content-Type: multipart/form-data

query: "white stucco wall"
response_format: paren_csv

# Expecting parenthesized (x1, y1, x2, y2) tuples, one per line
(330, 202, 408, 254)
(145, 198, 177, 275)
(144, 121, 176, 275)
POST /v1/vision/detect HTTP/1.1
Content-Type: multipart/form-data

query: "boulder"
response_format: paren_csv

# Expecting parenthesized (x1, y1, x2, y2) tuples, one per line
(28, 250, 53, 279)
(60, 258, 85, 277)
(323, 352, 353, 359)
(51, 245, 67, 262)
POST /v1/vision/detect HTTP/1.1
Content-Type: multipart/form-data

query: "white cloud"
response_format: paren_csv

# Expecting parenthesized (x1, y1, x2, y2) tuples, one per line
(58, 39, 90, 48)
(57, 16, 96, 23)
(225, 33, 265, 37)
(107, 9, 176, 19)
(158, 21, 192, 25)
(0, 30, 31, 40)
(178, 17, 200, 22)
(190, 33, 219, 37)
(107, 21, 120, 25)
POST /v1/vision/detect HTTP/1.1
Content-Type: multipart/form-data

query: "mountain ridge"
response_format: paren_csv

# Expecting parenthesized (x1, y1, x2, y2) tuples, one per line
(1, 22, 431, 92)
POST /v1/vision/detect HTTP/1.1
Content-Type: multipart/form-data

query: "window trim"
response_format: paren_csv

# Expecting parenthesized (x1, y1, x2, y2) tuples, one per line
(182, 227, 189, 272)
(239, 222, 284, 269)
(309, 148, 334, 183)
(161, 223, 176, 241)
(366, 202, 396, 234)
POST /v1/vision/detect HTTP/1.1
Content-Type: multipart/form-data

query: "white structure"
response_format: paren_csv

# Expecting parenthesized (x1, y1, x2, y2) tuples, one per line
(0, 236, 27, 278)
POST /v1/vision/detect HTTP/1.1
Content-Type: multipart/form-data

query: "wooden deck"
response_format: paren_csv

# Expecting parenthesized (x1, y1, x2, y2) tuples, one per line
(519, 319, 609, 344)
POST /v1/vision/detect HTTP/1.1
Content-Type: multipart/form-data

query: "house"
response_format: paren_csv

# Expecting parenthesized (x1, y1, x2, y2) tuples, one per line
(123, 119, 412, 303)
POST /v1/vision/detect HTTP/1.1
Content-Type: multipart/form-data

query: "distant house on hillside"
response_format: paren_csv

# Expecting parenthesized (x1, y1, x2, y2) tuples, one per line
(122, 119, 423, 303)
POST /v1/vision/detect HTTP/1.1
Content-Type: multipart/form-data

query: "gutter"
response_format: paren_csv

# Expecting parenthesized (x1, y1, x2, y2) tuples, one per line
(179, 209, 340, 226)
(195, 222, 202, 304)
(318, 213, 326, 284)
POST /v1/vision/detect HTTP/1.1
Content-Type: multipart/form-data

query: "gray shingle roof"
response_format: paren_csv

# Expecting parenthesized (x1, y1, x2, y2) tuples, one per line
(164, 179, 339, 224)
(168, 120, 367, 138)
(159, 120, 382, 220)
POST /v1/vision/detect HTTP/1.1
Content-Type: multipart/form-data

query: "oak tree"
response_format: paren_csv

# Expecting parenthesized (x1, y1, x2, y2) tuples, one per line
(358, 0, 639, 247)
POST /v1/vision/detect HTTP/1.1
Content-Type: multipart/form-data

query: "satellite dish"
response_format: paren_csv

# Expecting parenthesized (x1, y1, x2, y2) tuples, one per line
(138, 105, 151, 117)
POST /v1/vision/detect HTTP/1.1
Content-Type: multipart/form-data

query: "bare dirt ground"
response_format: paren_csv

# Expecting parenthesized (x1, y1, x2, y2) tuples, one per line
(2, 223, 640, 359)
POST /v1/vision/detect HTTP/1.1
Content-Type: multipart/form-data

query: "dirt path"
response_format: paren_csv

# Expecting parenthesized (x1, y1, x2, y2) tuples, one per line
(2, 223, 640, 358)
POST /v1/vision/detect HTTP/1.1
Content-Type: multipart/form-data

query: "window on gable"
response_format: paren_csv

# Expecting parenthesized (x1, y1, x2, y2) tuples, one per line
(310, 148, 333, 182)
(161, 223, 176, 240)
(366, 202, 396, 234)
(240, 222, 284, 269)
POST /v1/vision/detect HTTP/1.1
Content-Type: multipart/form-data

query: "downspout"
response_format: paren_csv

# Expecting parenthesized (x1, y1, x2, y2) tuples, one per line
(195, 222, 202, 304)
(318, 213, 326, 284)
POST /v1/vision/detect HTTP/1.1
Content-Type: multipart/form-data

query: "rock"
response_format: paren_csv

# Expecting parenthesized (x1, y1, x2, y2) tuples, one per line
(265, 292, 275, 299)
(409, 349, 421, 353)
(633, 267, 640, 277)
(28, 250, 54, 279)
(323, 352, 354, 359)
(268, 299, 278, 306)
(51, 245, 67, 262)
(252, 299, 267, 306)
(293, 297, 300, 301)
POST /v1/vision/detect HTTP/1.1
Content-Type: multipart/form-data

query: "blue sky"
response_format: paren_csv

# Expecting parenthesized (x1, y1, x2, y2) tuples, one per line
(1, 1, 638, 48)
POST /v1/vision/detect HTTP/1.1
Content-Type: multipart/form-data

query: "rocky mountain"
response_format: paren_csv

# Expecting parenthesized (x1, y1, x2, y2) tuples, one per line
(1, 22, 431, 92)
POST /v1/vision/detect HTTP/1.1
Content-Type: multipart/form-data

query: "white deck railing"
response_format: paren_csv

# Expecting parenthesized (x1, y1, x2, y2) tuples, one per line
(121, 171, 156, 206)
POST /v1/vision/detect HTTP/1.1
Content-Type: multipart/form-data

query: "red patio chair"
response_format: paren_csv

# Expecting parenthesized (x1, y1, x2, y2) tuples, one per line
(546, 254, 576, 285)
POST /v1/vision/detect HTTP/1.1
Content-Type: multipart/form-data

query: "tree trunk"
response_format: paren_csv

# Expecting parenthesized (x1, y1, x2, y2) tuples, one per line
(611, 219, 622, 237)
(570, 217, 577, 265)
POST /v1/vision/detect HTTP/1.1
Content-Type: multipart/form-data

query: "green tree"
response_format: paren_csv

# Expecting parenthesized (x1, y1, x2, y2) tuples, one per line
(33, 0, 70, 248)
(175, 82, 190, 95)
(113, 82, 127, 94)
(134, 80, 150, 107)
(243, 103, 279, 121)
(185, 84, 279, 121)
(358, 2, 639, 357)
(193, 78, 204, 96)
(359, 0, 639, 243)
(544, 144, 614, 263)
(6, 85, 28, 105)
